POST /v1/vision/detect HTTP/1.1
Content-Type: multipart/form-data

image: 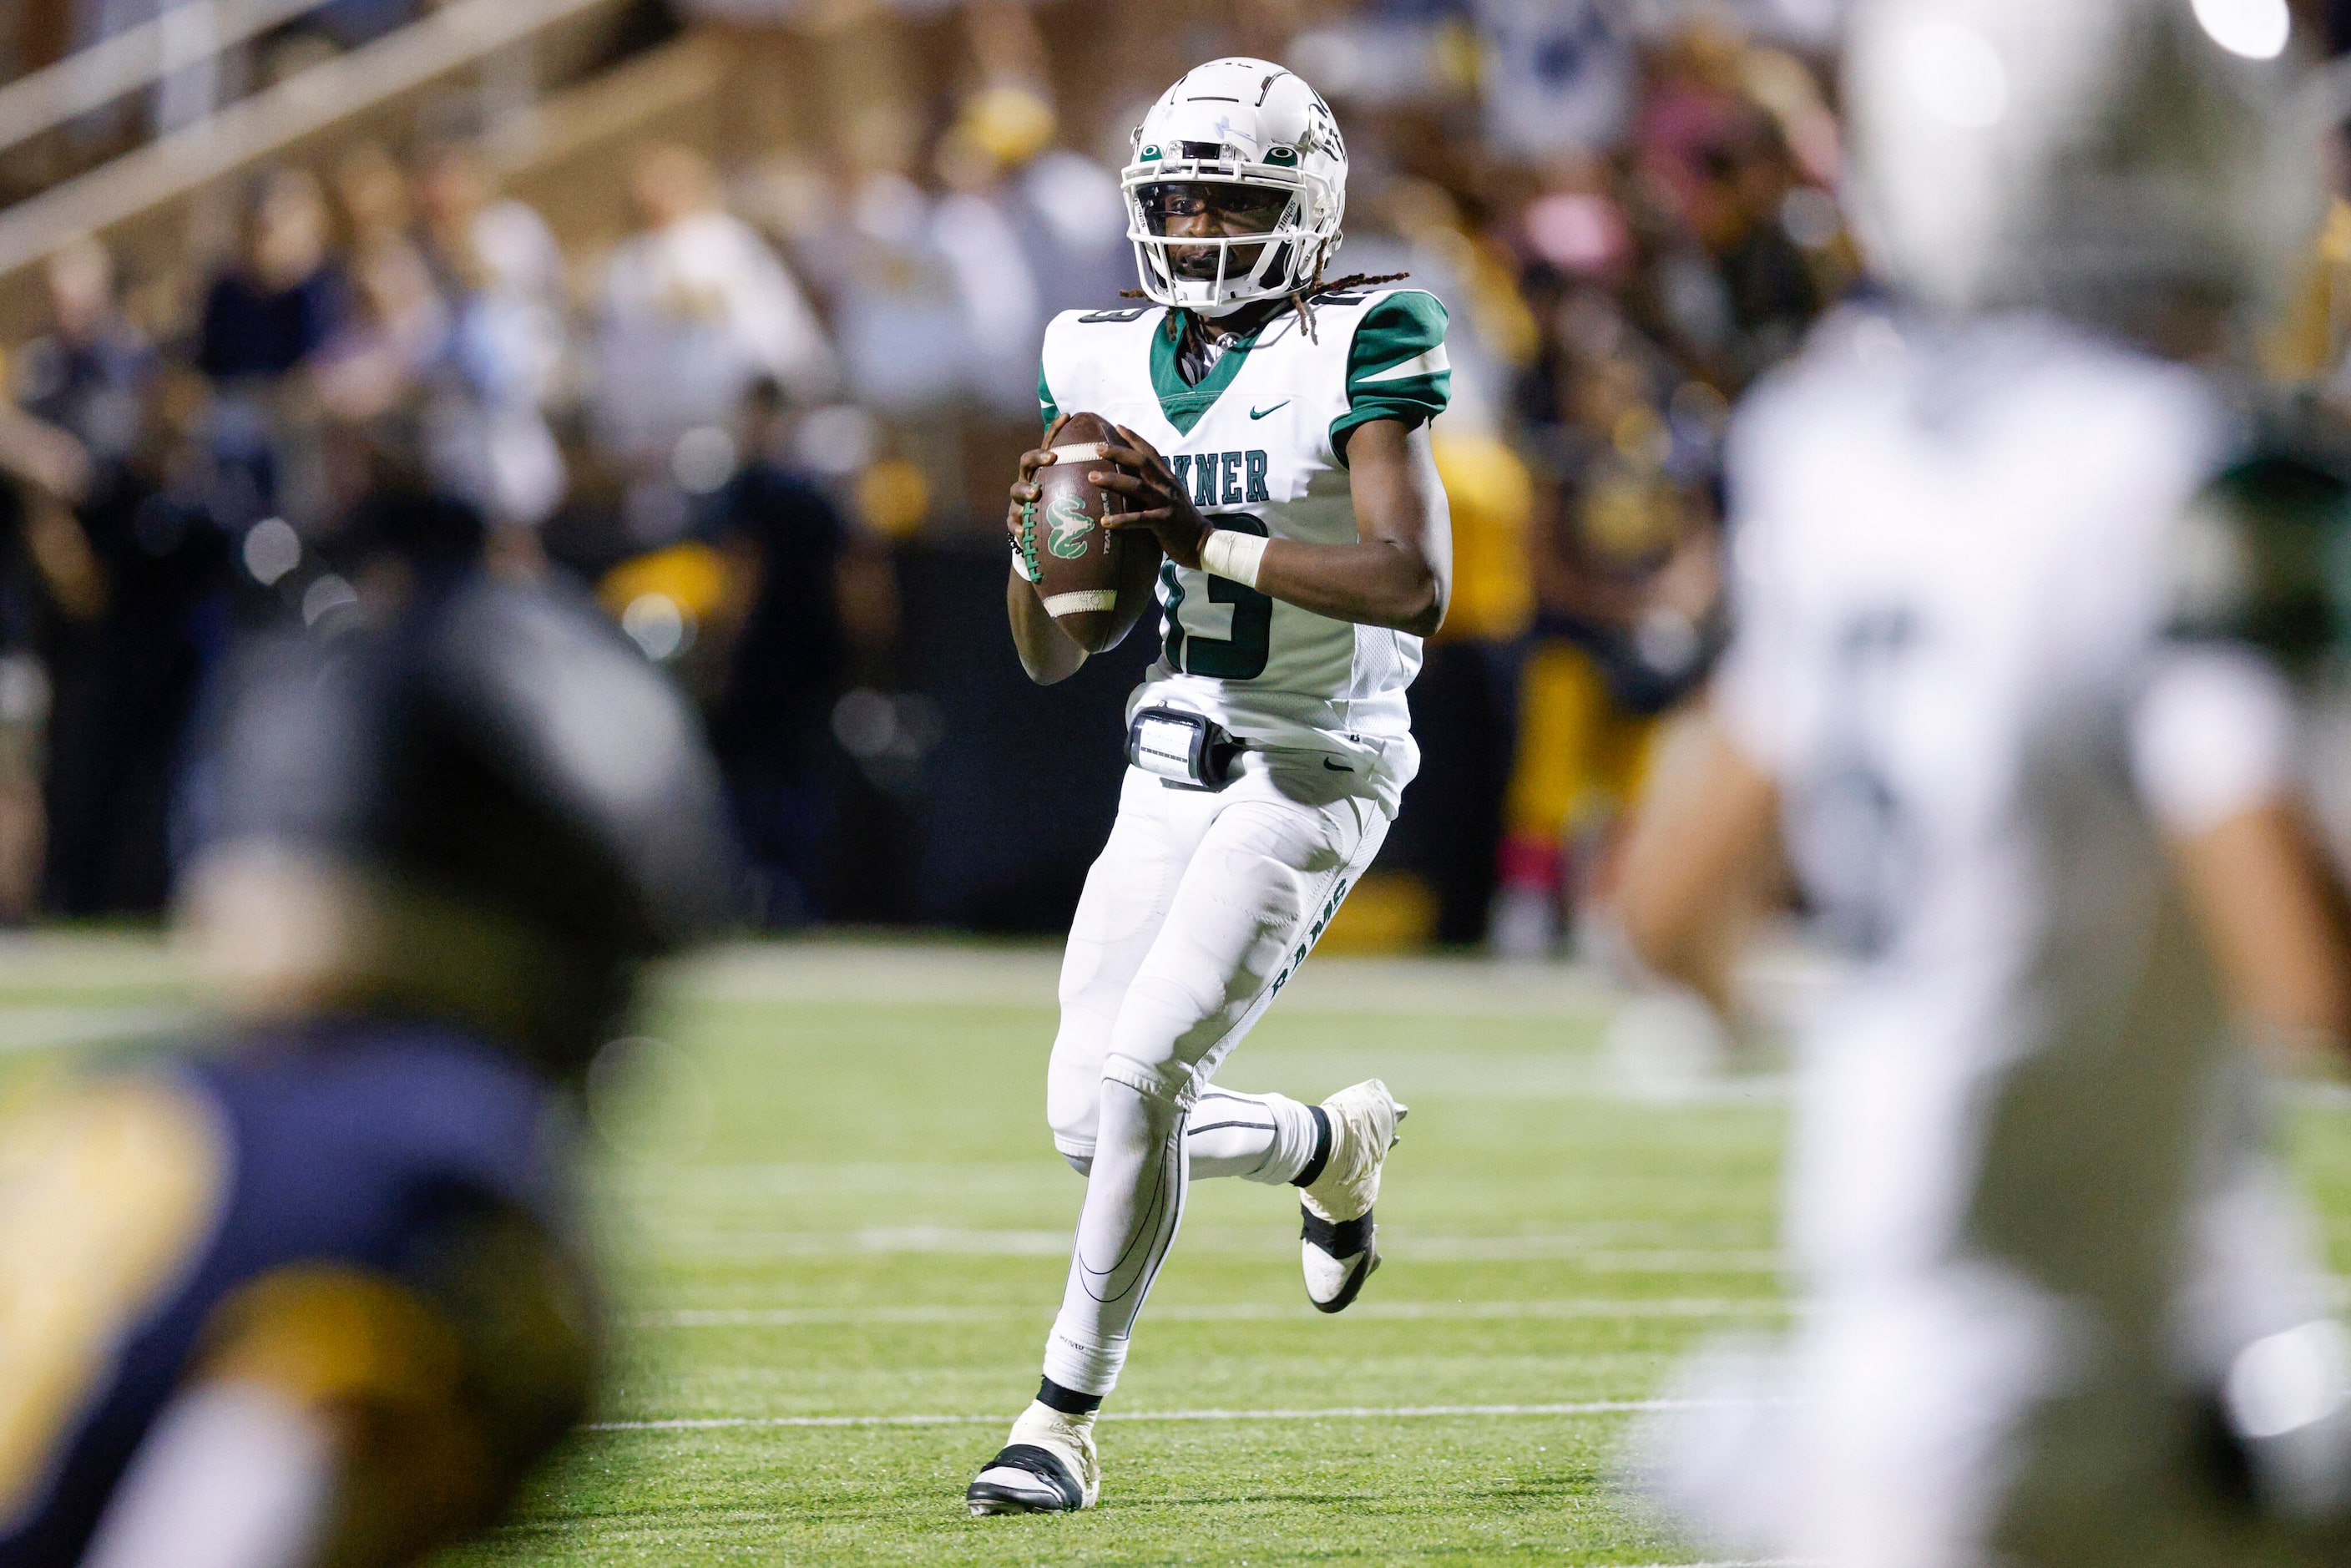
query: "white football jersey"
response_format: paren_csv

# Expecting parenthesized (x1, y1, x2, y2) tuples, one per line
(1714, 308, 2298, 1280)
(1037, 287, 1451, 752)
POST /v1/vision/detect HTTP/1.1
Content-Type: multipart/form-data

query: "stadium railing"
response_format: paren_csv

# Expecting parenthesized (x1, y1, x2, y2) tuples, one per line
(0, 0, 689, 340)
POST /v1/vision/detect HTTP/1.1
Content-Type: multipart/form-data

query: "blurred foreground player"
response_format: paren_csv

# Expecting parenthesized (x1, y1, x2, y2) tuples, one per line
(971, 59, 1453, 1514)
(0, 564, 736, 1565)
(1616, 2, 2351, 1564)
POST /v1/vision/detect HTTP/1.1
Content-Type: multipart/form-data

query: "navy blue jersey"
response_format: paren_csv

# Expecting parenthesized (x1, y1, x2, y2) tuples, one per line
(0, 1019, 591, 1565)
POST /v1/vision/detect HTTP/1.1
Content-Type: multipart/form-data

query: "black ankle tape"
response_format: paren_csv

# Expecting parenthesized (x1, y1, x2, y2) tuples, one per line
(1038, 1377, 1104, 1415)
(1302, 1206, 1373, 1258)
(1292, 1105, 1333, 1188)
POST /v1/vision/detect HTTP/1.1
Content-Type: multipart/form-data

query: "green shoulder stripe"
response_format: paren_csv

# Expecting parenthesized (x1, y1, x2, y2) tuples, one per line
(2169, 452, 2351, 674)
(1038, 361, 1059, 426)
(1332, 291, 1450, 464)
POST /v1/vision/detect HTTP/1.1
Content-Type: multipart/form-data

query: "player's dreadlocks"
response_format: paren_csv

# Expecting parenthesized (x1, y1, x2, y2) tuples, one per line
(1122, 266, 1412, 346)
(1285, 267, 1412, 342)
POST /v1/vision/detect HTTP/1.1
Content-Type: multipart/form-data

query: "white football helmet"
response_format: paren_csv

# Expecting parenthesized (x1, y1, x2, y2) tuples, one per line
(1843, 0, 2325, 331)
(1121, 58, 1348, 317)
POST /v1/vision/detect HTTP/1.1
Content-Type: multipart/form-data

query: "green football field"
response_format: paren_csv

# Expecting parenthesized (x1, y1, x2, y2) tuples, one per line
(10, 933, 2351, 1566)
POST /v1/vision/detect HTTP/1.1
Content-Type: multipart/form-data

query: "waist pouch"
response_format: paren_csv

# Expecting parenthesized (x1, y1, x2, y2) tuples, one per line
(1126, 706, 1243, 790)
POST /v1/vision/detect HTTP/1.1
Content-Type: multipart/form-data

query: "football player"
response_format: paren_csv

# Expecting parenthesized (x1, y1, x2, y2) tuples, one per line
(1615, 1, 2351, 1563)
(968, 58, 1454, 1515)
(0, 565, 737, 1565)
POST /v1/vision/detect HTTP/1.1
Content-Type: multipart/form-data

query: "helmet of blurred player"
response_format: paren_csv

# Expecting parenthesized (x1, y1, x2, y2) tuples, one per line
(179, 570, 741, 1073)
(1843, 0, 2324, 335)
(1122, 58, 1348, 317)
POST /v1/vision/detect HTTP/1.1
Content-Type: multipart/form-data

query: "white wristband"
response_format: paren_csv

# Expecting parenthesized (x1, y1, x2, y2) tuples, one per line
(1011, 541, 1038, 583)
(1199, 529, 1269, 589)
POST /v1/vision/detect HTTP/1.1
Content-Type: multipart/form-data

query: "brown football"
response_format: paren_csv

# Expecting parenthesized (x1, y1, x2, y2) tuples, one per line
(1026, 412, 1163, 655)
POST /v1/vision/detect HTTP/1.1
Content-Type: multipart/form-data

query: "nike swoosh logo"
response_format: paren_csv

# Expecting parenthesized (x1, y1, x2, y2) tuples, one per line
(1250, 402, 1290, 420)
(1322, 758, 1353, 772)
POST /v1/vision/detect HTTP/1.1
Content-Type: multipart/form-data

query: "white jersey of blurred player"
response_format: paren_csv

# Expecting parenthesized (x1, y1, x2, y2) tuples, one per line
(1648, 306, 2340, 1567)
(1630, 3, 2350, 1563)
(967, 57, 1454, 1519)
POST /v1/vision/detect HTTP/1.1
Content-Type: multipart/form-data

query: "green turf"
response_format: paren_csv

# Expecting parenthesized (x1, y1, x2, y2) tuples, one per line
(456, 945, 1786, 1565)
(9, 935, 2350, 1565)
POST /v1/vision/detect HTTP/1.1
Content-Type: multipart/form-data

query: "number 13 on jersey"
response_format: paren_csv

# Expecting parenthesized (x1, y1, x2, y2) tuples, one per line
(1163, 515, 1273, 679)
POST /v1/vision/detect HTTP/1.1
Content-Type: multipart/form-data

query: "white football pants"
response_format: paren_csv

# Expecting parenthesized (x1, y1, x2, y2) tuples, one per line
(1646, 899, 2347, 1568)
(1039, 742, 1408, 1399)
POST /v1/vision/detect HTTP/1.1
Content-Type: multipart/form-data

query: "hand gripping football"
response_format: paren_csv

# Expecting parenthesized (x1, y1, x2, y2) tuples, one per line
(1023, 412, 1163, 655)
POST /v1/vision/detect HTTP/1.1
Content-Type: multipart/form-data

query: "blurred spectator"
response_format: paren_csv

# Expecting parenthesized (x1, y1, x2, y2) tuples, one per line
(0, 238, 142, 922)
(622, 376, 893, 926)
(311, 143, 571, 558)
(811, 106, 972, 419)
(1681, 109, 1822, 380)
(13, 237, 152, 466)
(926, 81, 1130, 518)
(1493, 288, 1727, 957)
(415, 140, 566, 311)
(1474, 0, 1636, 160)
(593, 143, 837, 468)
(41, 364, 230, 916)
(198, 168, 346, 386)
(334, 141, 412, 266)
(314, 150, 447, 427)
(0, 425, 82, 925)
(197, 168, 348, 532)
(314, 418, 491, 610)
(411, 142, 570, 545)
(0, 626, 46, 923)
(933, 88, 1067, 419)
(931, 80, 1130, 409)
(1390, 427, 1540, 945)
(1615, 27, 1835, 388)
(1014, 145, 1130, 316)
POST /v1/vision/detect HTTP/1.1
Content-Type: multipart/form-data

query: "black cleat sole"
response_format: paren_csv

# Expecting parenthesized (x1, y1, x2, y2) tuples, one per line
(967, 1481, 1079, 1516)
(967, 1442, 1088, 1515)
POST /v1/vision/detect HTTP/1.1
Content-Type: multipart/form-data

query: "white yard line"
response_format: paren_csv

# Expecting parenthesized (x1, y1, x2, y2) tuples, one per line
(615, 1164, 1770, 1202)
(0, 1005, 193, 1052)
(609, 1161, 1066, 1196)
(625, 1297, 1786, 1328)
(639, 1226, 1787, 1269)
(675, 940, 1625, 1019)
(588, 1397, 1765, 1433)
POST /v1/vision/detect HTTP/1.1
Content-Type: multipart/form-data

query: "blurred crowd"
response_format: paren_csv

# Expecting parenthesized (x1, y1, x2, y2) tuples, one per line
(0, 0, 2018, 943)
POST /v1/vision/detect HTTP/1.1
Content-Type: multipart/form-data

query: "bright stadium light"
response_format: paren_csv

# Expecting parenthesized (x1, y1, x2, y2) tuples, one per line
(1903, 19, 2009, 129)
(2192, 0, 2290, 59)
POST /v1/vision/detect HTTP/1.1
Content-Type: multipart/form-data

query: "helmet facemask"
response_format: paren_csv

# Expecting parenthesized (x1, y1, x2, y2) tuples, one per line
(1124, 145, 1334, 316)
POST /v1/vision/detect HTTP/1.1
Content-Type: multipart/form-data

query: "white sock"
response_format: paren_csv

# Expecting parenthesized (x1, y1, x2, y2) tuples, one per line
(1042, 1073, 1187, 1398)
(83, 1383, 335, 1568)
(1186, 1087, 1320, 1183)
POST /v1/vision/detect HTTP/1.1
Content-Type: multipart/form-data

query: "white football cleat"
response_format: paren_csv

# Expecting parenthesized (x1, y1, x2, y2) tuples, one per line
(1299, 1078, 1406, 1313)
(965, 1400, 1100, 1515)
